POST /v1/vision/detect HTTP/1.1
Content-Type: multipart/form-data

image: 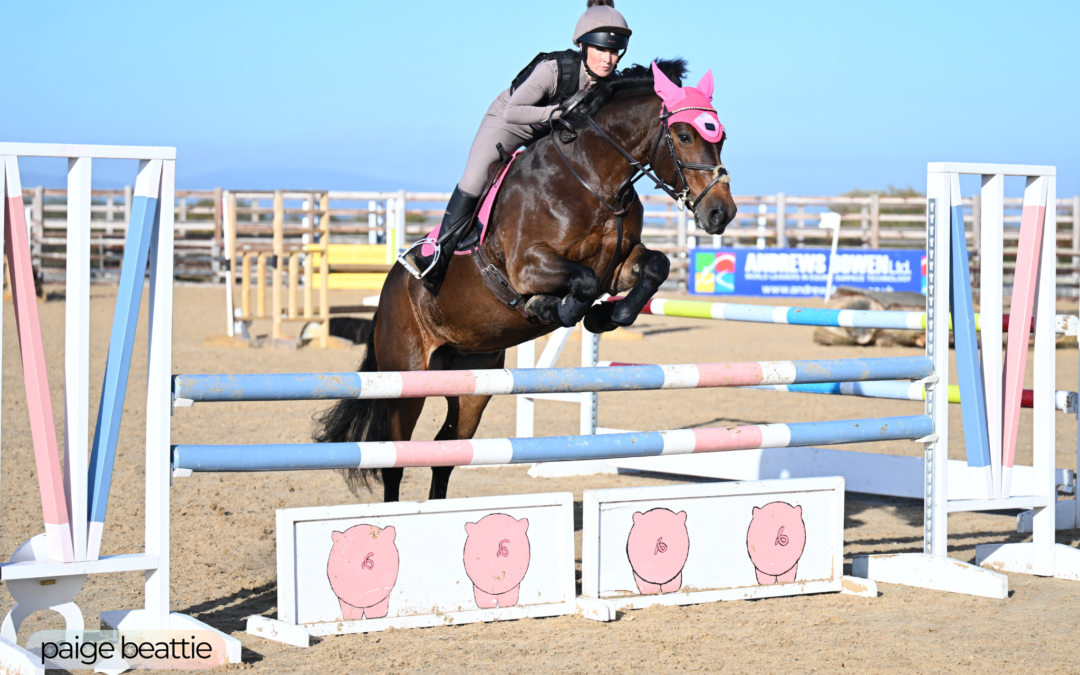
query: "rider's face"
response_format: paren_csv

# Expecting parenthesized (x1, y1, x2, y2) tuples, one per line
(585, 46, 620, 78)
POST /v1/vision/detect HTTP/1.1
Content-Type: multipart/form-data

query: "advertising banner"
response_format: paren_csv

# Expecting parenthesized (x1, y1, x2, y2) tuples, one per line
(689, 247, 926, 298)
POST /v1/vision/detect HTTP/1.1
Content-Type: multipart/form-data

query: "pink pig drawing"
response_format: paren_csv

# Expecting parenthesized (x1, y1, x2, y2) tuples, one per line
(326, 524, 399, 620)
(625, 508, 690, 595)
(746, 502, 806, 585)
(463, 513, 530, 609)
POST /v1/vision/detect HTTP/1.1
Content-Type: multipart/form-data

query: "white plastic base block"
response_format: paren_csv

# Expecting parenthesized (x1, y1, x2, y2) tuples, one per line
(1017, 499, 1078, 532)
(0, 635, 45, 675)
(100, 610, 242, 665)
(575, 597, 616, 622)
(606, 446, 1068, 500)
(851, 553, 1008, 599)
(246, 616, 310, 647)
(975, 543, 1080, 581)
(840, 575, 878, 598)
(528, 460, 619, 478)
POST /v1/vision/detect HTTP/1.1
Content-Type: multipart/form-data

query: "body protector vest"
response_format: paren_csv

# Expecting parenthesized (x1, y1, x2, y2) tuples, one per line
(510, 50, 583, 107)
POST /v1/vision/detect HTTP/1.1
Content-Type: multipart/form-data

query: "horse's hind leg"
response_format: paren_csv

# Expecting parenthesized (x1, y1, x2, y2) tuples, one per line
(382, 397, 425, 502)
(426, 348, 505, 500)
(429, 394, 495, 499)
(585, 244, 670, 333)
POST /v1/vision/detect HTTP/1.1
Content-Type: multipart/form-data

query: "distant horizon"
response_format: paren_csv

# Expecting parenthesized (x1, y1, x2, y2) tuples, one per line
(5, 0, 1076, 200)
(14, 160, 1042, 200)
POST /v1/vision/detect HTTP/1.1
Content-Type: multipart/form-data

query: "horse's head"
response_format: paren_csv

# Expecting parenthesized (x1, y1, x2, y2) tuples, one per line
(651, 63, 737, 235)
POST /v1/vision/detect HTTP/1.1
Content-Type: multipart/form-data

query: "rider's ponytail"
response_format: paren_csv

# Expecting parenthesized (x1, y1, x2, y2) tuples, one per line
(587, 0, 615, 7)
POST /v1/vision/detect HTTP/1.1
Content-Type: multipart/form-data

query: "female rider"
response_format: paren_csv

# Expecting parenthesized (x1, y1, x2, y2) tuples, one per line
(400, 0, 632, 294)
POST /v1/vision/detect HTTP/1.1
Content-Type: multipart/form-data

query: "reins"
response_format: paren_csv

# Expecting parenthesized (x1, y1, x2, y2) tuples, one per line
(472, 96, 731, 323)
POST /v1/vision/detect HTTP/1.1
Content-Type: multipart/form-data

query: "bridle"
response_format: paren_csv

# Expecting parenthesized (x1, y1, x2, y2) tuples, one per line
(654, 105, 730, 211)
(551, 102, 729, 220)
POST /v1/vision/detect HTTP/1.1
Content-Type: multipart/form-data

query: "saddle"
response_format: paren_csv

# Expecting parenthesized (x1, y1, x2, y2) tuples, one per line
(420, 148, 522, 258)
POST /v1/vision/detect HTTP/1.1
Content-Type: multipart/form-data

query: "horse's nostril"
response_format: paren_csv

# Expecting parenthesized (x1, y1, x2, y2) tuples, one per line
(708, 208, 724, 228)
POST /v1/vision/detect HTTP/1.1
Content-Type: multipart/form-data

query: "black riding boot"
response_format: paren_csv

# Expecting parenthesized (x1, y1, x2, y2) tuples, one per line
(399, 186, 480, 294)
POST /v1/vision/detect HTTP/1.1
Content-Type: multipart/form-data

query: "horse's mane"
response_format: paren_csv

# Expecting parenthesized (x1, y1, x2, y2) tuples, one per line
(567, 58, 688, 122)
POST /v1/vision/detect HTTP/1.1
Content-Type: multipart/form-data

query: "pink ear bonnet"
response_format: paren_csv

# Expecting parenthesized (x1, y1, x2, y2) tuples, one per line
(651, 62, 723, 143)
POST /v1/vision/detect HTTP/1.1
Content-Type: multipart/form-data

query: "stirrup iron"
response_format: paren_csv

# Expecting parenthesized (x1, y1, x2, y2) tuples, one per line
(398, 238, 441, 279)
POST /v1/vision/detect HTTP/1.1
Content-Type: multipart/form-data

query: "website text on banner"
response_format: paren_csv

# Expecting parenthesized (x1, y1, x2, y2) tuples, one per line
(690, 248, 926, 298)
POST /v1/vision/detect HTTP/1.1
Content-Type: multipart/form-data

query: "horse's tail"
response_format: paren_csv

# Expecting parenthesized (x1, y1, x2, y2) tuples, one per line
(312, 311, 388, 496)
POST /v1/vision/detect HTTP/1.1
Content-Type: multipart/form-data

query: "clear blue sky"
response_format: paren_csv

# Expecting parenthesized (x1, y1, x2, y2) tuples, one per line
(5, 0, 1077, 197)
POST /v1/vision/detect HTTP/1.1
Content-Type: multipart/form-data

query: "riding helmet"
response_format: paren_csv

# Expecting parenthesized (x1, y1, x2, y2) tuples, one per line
(573, 0, 631, 52)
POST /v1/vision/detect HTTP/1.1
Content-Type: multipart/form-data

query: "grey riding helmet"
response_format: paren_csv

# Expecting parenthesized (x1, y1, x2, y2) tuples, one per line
(573, 4, 632, 53)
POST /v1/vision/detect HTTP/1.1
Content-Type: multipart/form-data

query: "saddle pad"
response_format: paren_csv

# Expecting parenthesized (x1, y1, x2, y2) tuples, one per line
(421, 149, 523, 257)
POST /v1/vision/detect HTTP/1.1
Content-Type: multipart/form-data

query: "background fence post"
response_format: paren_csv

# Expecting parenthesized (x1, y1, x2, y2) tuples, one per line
(319, 193, 330, 349)
(870, 193, 880, 249)
(32, 186, 43, 279)
(1073, 195, 1079, 292)
(397, 189, 407, 256)
(971, 193, 981, 258)
(676, 199, 686, 251)
(385, 198, 396, 265)
(212, 187, 223, 283)
(756, 203, 767, 249)
(776, 192, 787, 248)
(368, 200, 377, 245)
(860, 202, 869, 248)
(271, 190, 284, 339)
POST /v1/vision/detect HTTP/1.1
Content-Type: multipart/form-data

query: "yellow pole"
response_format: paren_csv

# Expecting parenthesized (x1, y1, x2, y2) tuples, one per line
(319, 192, 330, 348)
(272, 190, 284, 339)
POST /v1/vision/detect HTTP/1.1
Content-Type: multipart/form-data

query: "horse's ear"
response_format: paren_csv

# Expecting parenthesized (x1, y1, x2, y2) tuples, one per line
(651, 61, 682, 104)
(696, 70, 714, 99)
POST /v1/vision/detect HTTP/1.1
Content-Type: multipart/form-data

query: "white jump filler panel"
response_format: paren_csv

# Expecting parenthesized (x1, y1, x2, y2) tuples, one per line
(249, 493, 576, 645)
(581, 477, 845, 611)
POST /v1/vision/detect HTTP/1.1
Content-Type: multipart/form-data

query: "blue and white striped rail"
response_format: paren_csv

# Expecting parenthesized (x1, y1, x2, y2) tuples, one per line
(619, 297, 1078, 335)
(172, 414, 934, 472)
(172, 356, 932, 403)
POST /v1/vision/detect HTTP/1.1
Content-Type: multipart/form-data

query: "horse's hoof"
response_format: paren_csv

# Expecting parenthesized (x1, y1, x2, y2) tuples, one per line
(524, 295, 560, 324)
(583, 303, 619, 333)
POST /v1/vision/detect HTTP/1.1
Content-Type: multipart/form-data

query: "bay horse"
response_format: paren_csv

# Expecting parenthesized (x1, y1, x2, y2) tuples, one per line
(314, 59, 737, 501)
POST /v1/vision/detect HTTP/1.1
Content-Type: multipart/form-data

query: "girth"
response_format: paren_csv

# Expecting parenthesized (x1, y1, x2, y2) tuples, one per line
(471, 246, 532, 320)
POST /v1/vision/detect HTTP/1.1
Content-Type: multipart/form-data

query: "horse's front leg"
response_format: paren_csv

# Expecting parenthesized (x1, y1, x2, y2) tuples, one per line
(513, 245, 603, 327)
(584, 244, 669, 333)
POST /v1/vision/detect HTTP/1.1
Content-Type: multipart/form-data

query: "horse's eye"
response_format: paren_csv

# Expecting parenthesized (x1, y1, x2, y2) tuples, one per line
(678, 134, 692, 144)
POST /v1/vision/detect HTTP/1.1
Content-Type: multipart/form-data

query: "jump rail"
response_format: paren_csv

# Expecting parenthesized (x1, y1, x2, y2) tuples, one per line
(171, 415, 934, 473)
(172, 356, 932, 403)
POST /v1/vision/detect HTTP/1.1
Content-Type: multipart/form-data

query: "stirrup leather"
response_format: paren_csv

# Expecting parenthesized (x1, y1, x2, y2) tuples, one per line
(397, 238, 441, 279)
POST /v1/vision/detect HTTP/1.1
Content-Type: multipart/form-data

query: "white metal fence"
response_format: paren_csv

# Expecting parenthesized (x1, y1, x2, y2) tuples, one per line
(13, 187, 1080, 293)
